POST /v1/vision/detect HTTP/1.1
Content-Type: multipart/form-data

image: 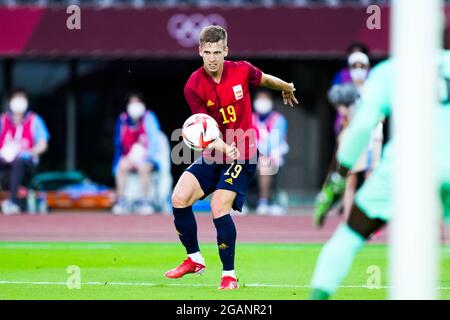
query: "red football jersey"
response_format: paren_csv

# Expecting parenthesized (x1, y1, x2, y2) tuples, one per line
(184, 60, 262, 161)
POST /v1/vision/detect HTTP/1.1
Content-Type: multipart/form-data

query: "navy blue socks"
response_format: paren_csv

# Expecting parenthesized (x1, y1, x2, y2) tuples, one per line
(173, 206, 200, 254)
(173, 208, 237, 272)
(213, 214, 237, 271)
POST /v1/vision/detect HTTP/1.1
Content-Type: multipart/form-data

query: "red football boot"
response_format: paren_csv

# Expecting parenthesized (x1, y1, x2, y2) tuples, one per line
(164, 257, 205, 279)
(218, 276, 239, 290)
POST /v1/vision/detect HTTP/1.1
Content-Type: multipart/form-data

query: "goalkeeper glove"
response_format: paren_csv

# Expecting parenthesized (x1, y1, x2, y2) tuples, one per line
(313, 171, 346, 228)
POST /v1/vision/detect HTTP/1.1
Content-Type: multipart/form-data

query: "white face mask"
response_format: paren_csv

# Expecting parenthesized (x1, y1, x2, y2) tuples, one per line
(127, 102, 145, 120)
(253, 98, 273, 115)
(9, 97, 28, 114)
(350, 68, 368, 82)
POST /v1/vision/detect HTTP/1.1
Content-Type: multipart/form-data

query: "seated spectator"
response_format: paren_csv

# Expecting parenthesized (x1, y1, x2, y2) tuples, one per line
(0, 88, 49, 215)
(252, 89, 289, 215)
(112, 92, 161, 215)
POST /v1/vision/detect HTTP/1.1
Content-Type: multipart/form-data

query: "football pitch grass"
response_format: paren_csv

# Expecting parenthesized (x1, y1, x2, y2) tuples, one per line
(0, 242, 449, 300)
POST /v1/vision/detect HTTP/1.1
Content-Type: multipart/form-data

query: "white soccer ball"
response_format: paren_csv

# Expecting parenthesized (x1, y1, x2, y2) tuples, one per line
(182, 113, 220, 151)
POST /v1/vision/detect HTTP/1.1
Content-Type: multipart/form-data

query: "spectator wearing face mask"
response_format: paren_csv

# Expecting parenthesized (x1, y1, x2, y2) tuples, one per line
(0, 88, 49, 215)
(252, 90, 289, 215)
(112, 92, 161, 215)
(347, 51, 370, 90)
(332, 42, 369, 86)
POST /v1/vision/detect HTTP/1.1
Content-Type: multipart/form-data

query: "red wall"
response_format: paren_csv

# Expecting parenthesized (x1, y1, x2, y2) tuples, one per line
(1, 5, 392, 57)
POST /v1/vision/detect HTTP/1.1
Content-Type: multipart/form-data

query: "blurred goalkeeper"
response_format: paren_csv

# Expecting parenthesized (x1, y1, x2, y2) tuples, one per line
(310, 54, 450, 299)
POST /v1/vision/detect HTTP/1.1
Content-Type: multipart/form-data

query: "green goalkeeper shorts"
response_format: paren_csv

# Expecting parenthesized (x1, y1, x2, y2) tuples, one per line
(355, 140, 450, 222)
(355, 143, 394, 222)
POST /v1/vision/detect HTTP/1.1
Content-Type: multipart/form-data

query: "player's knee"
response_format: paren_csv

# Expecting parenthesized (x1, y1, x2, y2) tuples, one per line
(171, 192, 191, 208)
(347, 205, 385, 239)
(137, 163, 152, 175)
(210, 198, 231, 217)
(118, 158, 132, 173)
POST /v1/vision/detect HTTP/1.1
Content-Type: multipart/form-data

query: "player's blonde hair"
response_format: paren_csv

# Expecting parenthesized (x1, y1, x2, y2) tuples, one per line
(199, 25, 227, 48)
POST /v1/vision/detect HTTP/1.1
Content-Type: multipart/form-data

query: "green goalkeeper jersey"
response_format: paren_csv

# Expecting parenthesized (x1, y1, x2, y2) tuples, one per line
(337, 51, 450, 181)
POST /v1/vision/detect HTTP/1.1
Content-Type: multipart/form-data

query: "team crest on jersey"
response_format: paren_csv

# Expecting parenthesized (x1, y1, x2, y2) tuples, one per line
(207, 99, 215, 107)
(233, 84, 243, 100)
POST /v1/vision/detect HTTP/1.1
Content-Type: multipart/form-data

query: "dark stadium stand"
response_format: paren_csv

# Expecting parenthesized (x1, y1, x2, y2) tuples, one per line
(0, 0, 392, 8)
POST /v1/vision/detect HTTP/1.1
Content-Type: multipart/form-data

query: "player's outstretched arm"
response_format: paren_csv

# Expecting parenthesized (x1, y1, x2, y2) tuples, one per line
(260, 73, 299, 107)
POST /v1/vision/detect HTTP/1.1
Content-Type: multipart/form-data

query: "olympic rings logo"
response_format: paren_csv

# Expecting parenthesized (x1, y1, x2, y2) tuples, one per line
(167, 13, 228, 48)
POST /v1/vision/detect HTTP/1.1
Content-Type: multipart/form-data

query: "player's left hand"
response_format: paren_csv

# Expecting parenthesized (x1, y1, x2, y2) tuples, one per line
(313, 171, 346, 228)
(282, 83, 299, 107)
(226, 142, 240, 160)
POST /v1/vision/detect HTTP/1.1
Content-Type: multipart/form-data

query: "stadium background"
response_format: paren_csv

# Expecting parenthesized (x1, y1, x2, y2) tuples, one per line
(0, 1, 396, 204)
(2, 0, 450, 300)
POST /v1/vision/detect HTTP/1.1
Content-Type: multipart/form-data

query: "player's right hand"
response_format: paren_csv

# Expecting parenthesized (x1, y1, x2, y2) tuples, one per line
(313, 171, 346, 228)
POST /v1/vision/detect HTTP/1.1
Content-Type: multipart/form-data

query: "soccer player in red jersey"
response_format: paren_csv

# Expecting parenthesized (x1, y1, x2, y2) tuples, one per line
(165, 25, 298, 289)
